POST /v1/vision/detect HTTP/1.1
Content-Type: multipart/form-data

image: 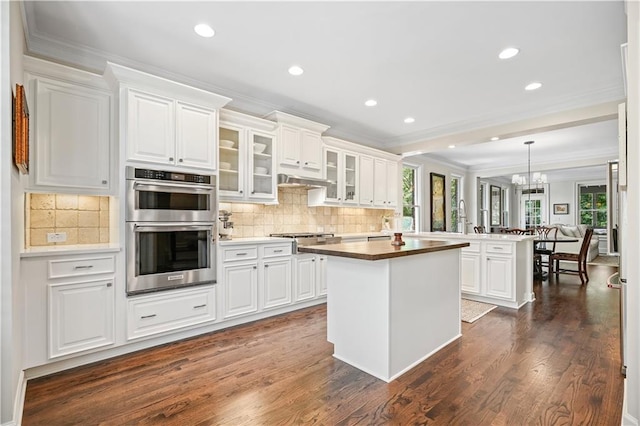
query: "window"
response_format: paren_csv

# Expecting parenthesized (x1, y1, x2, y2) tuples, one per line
(451, 175, 461, 231)
(402, 164, 420, 232)
(579, 185, 607, 229)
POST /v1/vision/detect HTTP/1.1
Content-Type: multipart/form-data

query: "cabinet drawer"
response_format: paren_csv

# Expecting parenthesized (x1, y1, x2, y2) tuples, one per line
(222, 247, 258, 262)
(263, 244, 293, 258)
(127, 286, 216, 340)
(48, 256, 115, 279)
(462, 242, 481, 253)
(485, 243, 513, 255)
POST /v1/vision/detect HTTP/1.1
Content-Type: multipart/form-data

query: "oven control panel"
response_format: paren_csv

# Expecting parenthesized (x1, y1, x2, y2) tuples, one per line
(131, 167, 211, 184)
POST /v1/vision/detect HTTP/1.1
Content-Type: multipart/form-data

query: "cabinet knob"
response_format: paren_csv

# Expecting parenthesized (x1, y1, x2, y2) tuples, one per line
(253, 266, 257, 269)
(312, 259, 315, 262)
(296, 160, 300, 164)
(265, 264, 269, 268)
(169, 157, 174, 162)
(178, 158, 183, 163)
(304, 162, 309, 165)
(251, 191, 255, 194)
(338, 198, 341, 201)
(106, 282, 112, 287)
(239, 190, 243, 194)
(102, 180, 108, 185)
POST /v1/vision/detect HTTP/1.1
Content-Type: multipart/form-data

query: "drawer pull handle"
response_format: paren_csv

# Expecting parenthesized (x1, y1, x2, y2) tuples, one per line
(236, 253, 248, 256)
(492, 247, 503, 250)
(106, 283, 112, 287)
(193, 304, 207, 309)
(274, 249, 283, 253)
(74, 265, 94, 270)
(141, 314, 157, 319)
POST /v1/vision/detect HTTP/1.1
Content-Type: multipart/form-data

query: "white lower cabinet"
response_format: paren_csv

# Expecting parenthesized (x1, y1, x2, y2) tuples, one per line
(485, 255, 514, 299)
(127, 285, 216, 340)
(460, 243, 481, 295)
(49, 279, 115, 358)
(262, 257, 292, 309)
(295, 255, 317, 302)
(222, 262, 259, 319)
(317, 255, 327, 296)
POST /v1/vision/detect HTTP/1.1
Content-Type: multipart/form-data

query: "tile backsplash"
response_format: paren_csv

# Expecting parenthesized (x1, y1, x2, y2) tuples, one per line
(27, 193, 110, 247)
(220, 188, 394, 238)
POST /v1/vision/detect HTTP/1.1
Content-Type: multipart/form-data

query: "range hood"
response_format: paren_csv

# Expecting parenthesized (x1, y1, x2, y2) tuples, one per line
(277, 174, 332, 189)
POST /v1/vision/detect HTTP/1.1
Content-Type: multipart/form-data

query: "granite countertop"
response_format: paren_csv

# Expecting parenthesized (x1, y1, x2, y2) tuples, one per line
(408, 232, 537, 242)
(297, 239, 469, 261)
(21, 243, 122, 258)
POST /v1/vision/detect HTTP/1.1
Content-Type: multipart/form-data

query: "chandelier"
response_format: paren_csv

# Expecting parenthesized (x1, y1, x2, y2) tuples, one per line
(511, 141, 547, 187)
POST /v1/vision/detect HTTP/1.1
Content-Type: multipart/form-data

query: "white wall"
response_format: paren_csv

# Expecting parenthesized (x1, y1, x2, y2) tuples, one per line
(1, 2, 26, 423)
(548, 181, 576, 225)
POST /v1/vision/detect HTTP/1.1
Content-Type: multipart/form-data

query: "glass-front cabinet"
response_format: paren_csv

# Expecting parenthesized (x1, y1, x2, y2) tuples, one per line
(248, 132, 275, 201)
(219, 125, 243, 197)
(321, 147, 358, 205)
(218, 110, 277, 203)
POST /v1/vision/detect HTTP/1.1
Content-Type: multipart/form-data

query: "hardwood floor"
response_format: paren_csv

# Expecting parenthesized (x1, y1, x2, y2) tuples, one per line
(23, 264, 624, 425)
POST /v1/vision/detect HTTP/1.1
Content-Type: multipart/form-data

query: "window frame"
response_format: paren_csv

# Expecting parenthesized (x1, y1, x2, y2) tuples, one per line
(402, 163, 421, 233)
(578, 183, 607, 229)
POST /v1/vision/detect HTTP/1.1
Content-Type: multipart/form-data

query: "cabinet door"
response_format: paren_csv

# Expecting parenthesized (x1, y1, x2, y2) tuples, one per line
(324, 149, 340, 202)
(176, 101, 217, 169)
(385, 160, 399, 207)
(461, 253, 481, 294)
(485, 256, 513, 299)
(279, 125, 300, 167)
(127, 88, 175, 165)
(342, 152, 359, 205)
(48, 279, 114, 358)
(359, 155, 375, 206)
(262, 258, 292, 309)
(33, 79, 111, 191)
(295, 256, 316, 302)
(248, 131, 276, 201)
(219, 124, 244, 198)
(373, 158, 388, 207)
(316, 255, 327, 296)
(300, 130, 322, 171)
(223, 263, 258, 319)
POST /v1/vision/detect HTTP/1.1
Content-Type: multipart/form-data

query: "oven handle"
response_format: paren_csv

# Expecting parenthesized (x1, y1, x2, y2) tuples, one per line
(133, 181, 214, 193)
(133, 224, 214, 233)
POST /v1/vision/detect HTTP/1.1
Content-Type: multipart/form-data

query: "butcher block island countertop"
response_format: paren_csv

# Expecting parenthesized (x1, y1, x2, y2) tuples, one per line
(296, 239, 469, 260)
(299, 238, 468, 382)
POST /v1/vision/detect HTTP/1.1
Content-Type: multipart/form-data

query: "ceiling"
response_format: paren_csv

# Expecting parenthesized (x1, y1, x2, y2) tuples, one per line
(21, 1, 627, 175)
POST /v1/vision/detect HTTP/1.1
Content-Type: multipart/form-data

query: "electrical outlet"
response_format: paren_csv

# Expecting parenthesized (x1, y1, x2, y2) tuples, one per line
(47, 232, 67, 243)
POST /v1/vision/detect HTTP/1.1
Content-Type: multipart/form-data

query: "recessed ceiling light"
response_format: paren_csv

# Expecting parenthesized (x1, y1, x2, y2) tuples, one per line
(448, 145, 456, 149)
(288, 65, 304, 76)
(525, 82, 542, 91)
(365, 99, 377, 107)
(404, 117, 415, 124)
(490, 136, 499, 141)
(498, 47, 519, 59)
(194, 24, 215, 38)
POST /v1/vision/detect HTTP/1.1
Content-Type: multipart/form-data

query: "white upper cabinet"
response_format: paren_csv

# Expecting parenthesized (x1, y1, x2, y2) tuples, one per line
(175, 101, 217, 169)
(309, 145, 359, 206)
(104, 62, 231, 172)
(25, 58, 113, 194)
(373, 158, 400, 208)
(359, 155, 375, 206)
(219, 109, 277, 203)
(264, 111, 329, 179)
(126, 89, 175, 164)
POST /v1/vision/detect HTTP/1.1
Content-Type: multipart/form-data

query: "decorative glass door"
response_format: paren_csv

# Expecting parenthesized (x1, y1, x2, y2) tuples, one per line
(521, 193, 546, 229)
(219, 126, 242, 197)
(342, 152, 358, 204)
(248, 132, 275, 200)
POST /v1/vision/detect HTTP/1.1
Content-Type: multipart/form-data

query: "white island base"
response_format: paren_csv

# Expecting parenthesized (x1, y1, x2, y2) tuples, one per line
(326, 249, 462, 382)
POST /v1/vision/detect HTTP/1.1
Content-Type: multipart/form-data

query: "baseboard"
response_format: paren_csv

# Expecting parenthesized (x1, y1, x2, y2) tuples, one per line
(1, 370, 25, 426)
(623, 413, 639, 426)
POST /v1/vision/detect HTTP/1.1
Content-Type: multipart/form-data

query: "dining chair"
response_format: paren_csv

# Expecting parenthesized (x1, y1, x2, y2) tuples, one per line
(535, 226, 558, 268)
(473, 226, 486, 234)
(549, 227, 594, 285)
(504, 228, 531, 235)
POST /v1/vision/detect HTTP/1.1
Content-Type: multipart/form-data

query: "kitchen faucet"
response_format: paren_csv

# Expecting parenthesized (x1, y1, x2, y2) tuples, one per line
(458, 199, 467, 234)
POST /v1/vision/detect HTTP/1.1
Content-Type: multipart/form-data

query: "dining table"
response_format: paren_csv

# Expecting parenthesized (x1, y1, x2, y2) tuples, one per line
(533, 238, 579, 279)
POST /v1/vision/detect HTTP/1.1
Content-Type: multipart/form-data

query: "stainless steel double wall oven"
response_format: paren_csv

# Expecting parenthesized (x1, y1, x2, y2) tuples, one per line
(126, 167, 217, 295)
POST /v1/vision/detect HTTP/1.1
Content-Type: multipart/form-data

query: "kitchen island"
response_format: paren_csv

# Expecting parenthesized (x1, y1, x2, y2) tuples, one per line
(298, 238, 469, 382)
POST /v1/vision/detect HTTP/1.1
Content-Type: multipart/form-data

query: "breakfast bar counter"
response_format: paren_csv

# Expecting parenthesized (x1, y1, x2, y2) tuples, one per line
(298, 239, 469, 382)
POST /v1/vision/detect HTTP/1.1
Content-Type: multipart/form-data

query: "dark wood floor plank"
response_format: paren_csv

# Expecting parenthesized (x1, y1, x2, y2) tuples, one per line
(23, 264, 624, 425)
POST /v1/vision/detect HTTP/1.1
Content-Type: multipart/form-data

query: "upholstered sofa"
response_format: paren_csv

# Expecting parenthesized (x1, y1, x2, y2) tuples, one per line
(548, 224, 599, 262)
